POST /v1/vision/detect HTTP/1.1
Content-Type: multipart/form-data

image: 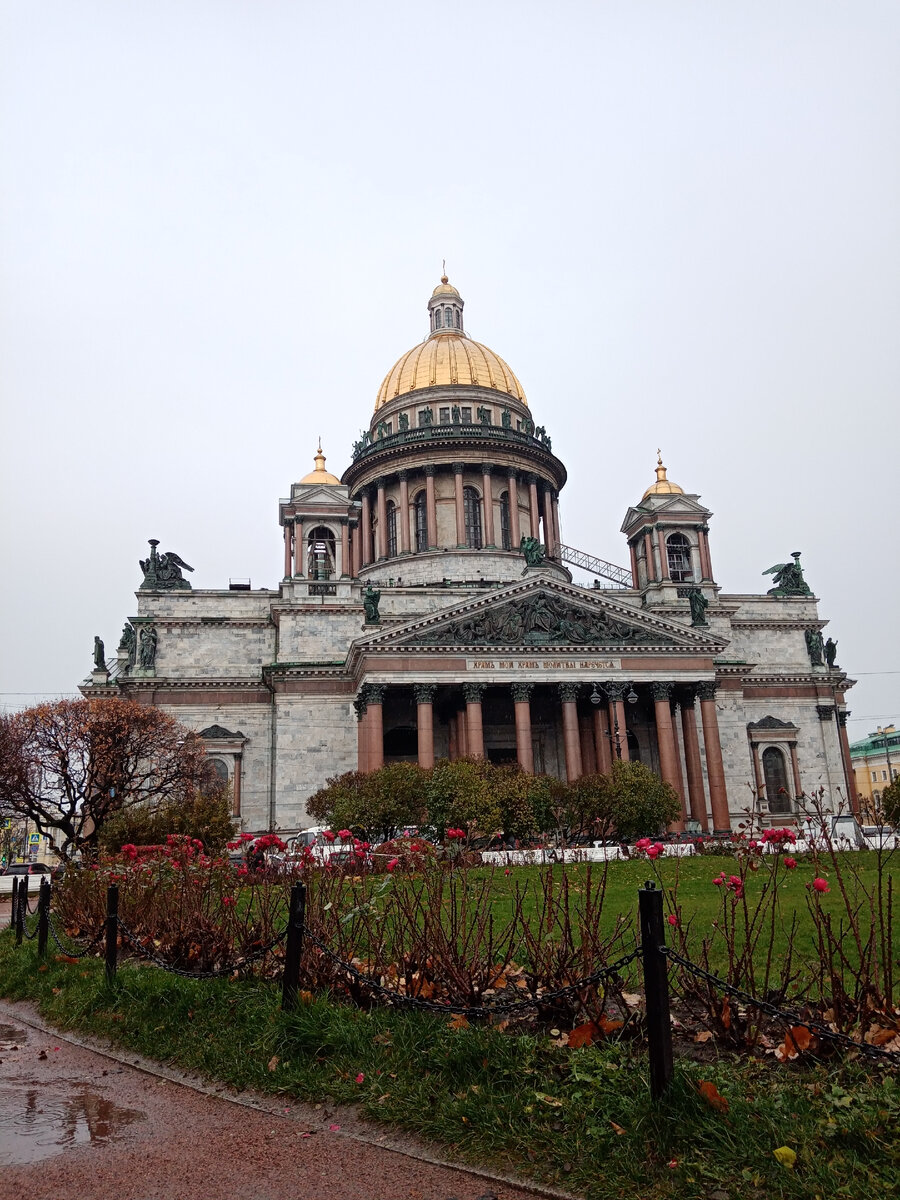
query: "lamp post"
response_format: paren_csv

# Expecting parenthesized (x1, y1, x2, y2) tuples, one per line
(876, 727, 895, 794)
(589, 682, 639, 760)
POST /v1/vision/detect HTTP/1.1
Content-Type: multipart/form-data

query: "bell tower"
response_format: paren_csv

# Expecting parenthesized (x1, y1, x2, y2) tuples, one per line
(621, 454, 717, 610)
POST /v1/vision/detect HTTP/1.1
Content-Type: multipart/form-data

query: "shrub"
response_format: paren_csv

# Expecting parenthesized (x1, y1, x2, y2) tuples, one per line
(881, 775, 900, 826)
(306, 764, 426, 842)
(570, 761, 681, 840)
(98, 786, 236, 855)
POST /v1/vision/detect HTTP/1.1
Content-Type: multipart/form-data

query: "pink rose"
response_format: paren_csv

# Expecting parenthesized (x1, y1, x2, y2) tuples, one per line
(812, 877, 830, 893)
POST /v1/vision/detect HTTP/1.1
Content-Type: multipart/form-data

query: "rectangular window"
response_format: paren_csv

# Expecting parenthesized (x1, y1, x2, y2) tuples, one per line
(384, 421, 392, 435)
(883, 770, 888, 781)
(439, 407, 450, 424)
(417, 410, 430, 427)
(461, 407, 472, 423)
(872, 771, 879, 781)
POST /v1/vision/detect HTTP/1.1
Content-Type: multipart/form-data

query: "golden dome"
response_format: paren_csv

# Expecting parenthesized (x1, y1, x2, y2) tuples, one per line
(375, 275, 528, 411)
(299, 443, 341, 485)
(642, 453, 684, 500)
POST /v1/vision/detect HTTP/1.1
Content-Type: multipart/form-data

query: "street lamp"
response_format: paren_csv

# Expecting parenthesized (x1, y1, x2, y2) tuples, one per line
(589, 682, 639, 760)
(876, 727, 895, 795)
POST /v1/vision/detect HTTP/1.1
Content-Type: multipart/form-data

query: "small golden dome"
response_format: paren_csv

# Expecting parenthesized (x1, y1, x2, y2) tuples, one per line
(299, 443, 341, 485)
(375, 334, 527, 410)
(431, 274, 460, 298)
(642, 452, 685, 500)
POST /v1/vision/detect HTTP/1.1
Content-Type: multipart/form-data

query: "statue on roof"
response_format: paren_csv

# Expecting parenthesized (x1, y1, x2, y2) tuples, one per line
(805, 629, 824, 666)
(763, 551, 811, 597)
(520, 535, 546, 568)
(363, 583, 381, 624)
(824, 637, 838, 669)
(139, 540, 194, 591)
(92, 636, 106, 671)
(139, 625, 158, 671)
(117, 622, 137, 671)
(687, 588, 709, 627)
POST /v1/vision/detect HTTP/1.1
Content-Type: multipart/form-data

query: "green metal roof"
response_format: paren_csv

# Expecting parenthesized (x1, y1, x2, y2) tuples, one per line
(849, 727, 899, 756)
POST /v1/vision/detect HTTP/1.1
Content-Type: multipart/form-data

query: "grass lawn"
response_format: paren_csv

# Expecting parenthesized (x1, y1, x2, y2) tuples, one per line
(2, 928, 898, 1200)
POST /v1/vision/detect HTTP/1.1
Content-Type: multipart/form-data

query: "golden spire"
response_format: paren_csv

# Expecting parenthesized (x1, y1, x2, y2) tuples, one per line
(314, 440, 326, 473)
(655, 449, 667, 485)
(642, 450, 685, 499)
(441, 258, 447, 283)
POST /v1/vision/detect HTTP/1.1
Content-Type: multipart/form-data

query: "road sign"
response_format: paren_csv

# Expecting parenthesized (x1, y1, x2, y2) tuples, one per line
(29, 833, 41, 844)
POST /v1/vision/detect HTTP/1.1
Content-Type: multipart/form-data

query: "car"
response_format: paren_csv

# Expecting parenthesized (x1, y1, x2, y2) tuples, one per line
(0, 862, 53, 895)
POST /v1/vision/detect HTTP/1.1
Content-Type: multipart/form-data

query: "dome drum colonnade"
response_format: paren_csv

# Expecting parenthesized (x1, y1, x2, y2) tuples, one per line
(352, 678, 731, 833)
(342, 277, 566, 581)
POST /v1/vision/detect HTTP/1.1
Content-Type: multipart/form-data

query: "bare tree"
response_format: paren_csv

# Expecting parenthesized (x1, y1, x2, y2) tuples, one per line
(0, 698, 209, 861)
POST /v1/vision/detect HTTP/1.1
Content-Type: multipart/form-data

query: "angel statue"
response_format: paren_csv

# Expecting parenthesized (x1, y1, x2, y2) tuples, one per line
(763, 551, 811, 597)
(520, 535, 546, 568)
(139, 539, 194, 591)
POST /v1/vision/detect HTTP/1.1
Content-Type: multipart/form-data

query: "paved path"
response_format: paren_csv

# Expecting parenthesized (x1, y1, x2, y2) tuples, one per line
(0, 999, 562, 1200)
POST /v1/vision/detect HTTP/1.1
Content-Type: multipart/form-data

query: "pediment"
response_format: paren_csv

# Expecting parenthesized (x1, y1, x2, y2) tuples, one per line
(355, 578, 727, 654)
(290, 483, 350, 506)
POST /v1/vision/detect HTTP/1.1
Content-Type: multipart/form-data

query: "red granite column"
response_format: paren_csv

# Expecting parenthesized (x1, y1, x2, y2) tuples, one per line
(528, 475, 541, 539)
(415, 685, 436, 769)
(398, 471, 410, 554)
(366, 685, 385, 771)
(838, 713, 860, 815)
(283, 524, 292, 579)
(628, 541, 639, 588)
(680, 689, 709, 830)
(659, 535, 671, 581)
(360, 491, 373, 566)
(457, 706, 469, 757)
(232, 756, 242, 817)
(376, 478, 388, 561)
(788, 741, 803, 801)
(508, 472, 521, 546)
(652, 682, 684, 829)
(293, 519, 303, 576)
(425, 466, 438, 549)
(552, 494, 562, 552)
(464, 683, 485, 759)
(340, 520, 350, 578)
(699, 526, 713, 581)
(643, 531, 655, 582)
(542, 487, 556, 557)
(453, 463, 466, 547)
(448, 714, 458, 761)
(698, 682, 730, 832)
(579, 713, 596, 775)
(750, 741, 765, 806)
(559, 684, 583, 782)
(593, 704, 613, 774)
(481, 464, 495, 547)
(512, 683, 534, 773)
(351, 522, 361, 577)
(355, 695, 369, 773)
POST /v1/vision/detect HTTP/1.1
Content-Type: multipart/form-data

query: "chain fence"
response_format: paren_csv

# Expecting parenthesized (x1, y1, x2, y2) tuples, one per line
(116, 919, 288, 980)
(301, 922, 642, 1018)
(663, 945, 900, 1065)
(46, 913, 107, 959)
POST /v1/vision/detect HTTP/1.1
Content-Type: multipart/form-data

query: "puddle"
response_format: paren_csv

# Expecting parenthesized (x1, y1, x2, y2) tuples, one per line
(0, 1024, 26, 1050)
(0, 1086, 143, 1165)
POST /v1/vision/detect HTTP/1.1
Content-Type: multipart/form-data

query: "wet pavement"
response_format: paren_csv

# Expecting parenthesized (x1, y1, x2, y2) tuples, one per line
(0, 1000, 559, 1200)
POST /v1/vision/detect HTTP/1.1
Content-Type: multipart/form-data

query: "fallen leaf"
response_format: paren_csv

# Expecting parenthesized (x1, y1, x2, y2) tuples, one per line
(298, 990, 314, 1006)
(267, 1055, 280, 1072)
(448, 1013, 469, 1030)
(866, 1025, 900, 1046)
(328, 1123, 341, 1132)
(773, 1145, 797, 1169)
(610, 1121, 626, 1135)
(596, 1015, 624, 1036)
(698, 1080, 729, 1113)
(694, 1030, 714, 1043)
(535, 1092, 564, 1107)
(720, 996, 732, 1030)
(38, 965, 48, 973)
(567, 1022, 596, 1049)
(775, 1025, 817, 1062)
(53, 954, 79, 965)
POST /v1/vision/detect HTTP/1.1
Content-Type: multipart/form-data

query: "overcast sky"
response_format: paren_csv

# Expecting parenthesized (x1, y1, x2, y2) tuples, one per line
(2, 1, 898, 743)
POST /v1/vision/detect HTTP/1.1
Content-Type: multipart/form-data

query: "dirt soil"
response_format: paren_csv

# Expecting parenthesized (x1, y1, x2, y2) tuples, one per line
(0, 999, 565, 1200)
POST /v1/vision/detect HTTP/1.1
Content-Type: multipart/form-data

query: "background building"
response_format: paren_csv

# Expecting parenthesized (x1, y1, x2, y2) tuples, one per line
(82, 277, 858, 835)
(849, 724, 898, 820)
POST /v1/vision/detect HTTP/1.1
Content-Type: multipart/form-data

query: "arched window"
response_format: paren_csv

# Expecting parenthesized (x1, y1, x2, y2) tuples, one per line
(666, 532, 693, 582)
(463, 486, 482, 549)
(414, 491, 428, 551)
(307, 526, 336, 579)
(386, 500, 397, 558)
(455, 310, 461, 328)
(762, 747, 791, 813)
(499, 491, 511, 550)
(444, 308, 453, 328)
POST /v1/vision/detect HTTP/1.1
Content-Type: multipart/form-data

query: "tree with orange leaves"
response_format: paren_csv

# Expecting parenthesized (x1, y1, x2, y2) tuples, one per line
(0, 698, 212, 861)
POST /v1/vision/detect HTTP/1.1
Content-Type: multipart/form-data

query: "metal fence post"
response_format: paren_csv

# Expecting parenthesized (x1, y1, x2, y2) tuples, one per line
(639, 880, 674, 1100)
(105, 884, 119, 985)
(281, 881, 306, 1012)
(15, 875, 28, 947)
(10, 877, 18, 930)
(37, 879, 50, 958)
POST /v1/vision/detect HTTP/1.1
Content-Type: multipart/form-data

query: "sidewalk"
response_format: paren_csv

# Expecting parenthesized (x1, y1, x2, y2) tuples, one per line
(0, 999, 563, 1200)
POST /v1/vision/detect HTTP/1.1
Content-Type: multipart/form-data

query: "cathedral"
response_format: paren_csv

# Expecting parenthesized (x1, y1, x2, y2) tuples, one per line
(83, 276, 858, 835)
